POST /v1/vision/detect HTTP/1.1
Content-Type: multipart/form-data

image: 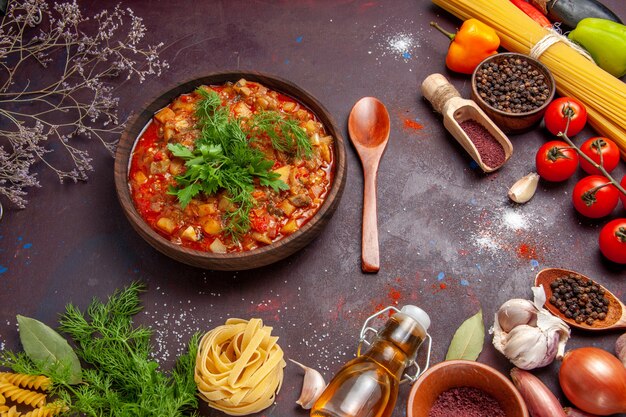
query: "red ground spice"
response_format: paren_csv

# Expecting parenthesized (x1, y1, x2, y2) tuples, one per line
(429, 387, 505, 417)
(517, 243, 538, 260)
(404, 118, 424, 131)
(459, 119, 505, 169)
(388, 288, 401, 305)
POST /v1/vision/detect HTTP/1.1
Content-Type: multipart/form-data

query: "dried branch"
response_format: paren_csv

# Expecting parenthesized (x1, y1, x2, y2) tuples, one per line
(0, 0, 168, 209)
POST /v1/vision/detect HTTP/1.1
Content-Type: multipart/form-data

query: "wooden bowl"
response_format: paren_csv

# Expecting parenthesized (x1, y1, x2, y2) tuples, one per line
(114, 71, 347, 271)
(407, 360, 529, 417)
(471, 53, 556, 134)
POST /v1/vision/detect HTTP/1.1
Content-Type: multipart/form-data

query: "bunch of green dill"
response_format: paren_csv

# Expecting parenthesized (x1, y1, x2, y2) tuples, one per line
(167, 88, 312, 237)
(0, 282, 200, 417)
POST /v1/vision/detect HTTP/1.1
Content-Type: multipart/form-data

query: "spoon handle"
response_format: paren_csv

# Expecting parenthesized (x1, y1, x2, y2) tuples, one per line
(362, 165, 380, 273)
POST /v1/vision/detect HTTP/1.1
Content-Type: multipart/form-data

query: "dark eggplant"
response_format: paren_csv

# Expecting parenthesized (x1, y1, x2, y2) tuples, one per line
(530, 0, 622, 29)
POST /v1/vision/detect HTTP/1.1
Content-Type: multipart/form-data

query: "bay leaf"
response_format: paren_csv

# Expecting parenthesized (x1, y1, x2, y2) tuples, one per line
(445, 309, 485, 361)
(17, 315, 82, 384)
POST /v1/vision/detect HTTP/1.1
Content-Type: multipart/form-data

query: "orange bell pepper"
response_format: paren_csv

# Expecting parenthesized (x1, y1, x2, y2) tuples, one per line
(431, 19, 500, 74)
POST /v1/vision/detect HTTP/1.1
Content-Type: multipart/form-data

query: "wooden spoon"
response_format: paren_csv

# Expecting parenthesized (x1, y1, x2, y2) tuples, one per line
(535, 268, 626, 331)
(348, 97, 390, 273)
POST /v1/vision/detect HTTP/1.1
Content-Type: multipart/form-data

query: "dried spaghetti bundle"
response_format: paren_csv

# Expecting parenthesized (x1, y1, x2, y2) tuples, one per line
(432, 0, 626, 158)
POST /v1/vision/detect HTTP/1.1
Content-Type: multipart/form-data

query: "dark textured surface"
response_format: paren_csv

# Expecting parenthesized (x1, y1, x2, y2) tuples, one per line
(1, 1, 626, 416)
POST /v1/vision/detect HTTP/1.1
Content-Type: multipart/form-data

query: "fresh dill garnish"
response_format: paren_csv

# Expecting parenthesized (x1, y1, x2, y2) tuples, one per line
(247, 111, 313, 159)
(0, 282, 201, 417)
(167, 88, 307, 237)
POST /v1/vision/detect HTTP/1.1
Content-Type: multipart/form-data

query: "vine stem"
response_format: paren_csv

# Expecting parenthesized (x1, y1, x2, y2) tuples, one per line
(556, 115, 626, 197)
(557, 132, 626, 197)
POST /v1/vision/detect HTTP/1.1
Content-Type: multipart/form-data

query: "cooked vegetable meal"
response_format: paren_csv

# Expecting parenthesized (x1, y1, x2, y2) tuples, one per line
(129, 79, 335, 253)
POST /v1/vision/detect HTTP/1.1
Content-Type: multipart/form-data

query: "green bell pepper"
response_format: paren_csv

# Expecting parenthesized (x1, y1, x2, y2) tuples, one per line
(568, 18, 626, 78)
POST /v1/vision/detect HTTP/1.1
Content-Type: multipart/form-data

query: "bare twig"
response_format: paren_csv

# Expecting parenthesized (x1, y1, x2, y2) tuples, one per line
(0, 0, 168, 209)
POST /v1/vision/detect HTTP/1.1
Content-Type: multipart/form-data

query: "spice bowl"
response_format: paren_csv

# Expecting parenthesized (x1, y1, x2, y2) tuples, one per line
(471, 53, 556, 134)
(407, 360, 529, 417)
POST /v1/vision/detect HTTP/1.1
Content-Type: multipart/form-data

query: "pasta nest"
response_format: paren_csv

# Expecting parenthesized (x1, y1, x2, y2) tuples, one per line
(194, 318, 286, 416)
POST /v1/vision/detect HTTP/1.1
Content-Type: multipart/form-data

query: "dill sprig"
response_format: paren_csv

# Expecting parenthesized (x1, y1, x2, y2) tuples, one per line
(247, 111, 313, 159)
(167, 88, 302, 237)
(1, 282, 201, 417)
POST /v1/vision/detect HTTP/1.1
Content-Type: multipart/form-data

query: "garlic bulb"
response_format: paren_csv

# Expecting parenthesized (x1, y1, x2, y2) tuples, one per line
(492, 285, 570, 370)
(290, 359, 326, 409)
(508, 172, 540, 204)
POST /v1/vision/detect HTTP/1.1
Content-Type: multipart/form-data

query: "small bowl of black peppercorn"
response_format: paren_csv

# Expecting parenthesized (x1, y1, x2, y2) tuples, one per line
(471, 53, 556, 134)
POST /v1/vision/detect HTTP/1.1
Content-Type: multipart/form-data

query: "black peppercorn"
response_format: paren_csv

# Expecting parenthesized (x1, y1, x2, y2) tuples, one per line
(474, 57, 550, 114)
(548, 274, 611, 326)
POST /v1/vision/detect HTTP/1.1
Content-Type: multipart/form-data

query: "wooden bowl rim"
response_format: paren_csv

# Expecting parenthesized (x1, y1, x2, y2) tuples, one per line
(114, 70, 347, 268)
(406, 360, 529, 417)
(471, 52, 556, 118)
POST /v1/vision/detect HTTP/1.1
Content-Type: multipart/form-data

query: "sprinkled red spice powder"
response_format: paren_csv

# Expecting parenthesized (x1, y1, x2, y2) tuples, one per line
(459, 119, 505, 169)
(370, 285, 406, 316)
(429, 387, 505, 417)
(404, 118, 424, 131)
(517, 243, 538, 260)
(388, 288, 401, 305)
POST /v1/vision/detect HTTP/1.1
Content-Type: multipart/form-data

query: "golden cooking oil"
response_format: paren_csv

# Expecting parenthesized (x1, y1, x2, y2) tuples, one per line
(310, 306, 430, 417)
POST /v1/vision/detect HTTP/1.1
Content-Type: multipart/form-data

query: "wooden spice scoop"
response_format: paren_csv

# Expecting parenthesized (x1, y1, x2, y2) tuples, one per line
(421, 73, 513, 172)
(535, 267, 626, 331)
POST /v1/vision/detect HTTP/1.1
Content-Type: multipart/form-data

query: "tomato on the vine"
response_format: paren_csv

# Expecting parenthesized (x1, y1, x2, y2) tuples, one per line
(544, 97, 587, 137)
(572, 175, 619, 218)
(535, 141, 579, 182)
(579, 137, 620, 175)
(599, 219, 626, 264)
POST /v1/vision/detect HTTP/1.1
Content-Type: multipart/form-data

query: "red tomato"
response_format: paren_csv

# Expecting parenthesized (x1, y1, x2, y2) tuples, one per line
(572, 175, 619, 218)
(250, 210, 269, 233)
(535, 141, 579, 182)
(621, 175, 626, 209)
(599, 219, 626, 264)
(544, 97, 587, 137)
(579, 137, 620, 174)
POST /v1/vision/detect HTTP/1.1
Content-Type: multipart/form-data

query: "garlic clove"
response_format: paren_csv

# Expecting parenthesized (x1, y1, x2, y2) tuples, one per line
(496, 299, 538, 333)
(535, 285, 571, 360)
(508, 172, 540, 204)
(536, 310, 570, 360)
(503, 325, 549, 370)
(290, 359, 326, 409)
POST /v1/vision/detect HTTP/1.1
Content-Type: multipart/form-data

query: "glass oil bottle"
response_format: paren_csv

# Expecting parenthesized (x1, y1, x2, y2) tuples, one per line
(310, 305, 432, 417)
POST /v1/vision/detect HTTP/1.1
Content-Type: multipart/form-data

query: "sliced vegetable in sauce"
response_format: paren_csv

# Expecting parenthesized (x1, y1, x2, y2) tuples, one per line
(128, 79, 334, 253)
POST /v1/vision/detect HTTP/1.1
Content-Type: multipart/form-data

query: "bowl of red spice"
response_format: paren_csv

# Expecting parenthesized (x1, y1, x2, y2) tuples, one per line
(471, 53, 555, 134)
(407, 360, 529, 417)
